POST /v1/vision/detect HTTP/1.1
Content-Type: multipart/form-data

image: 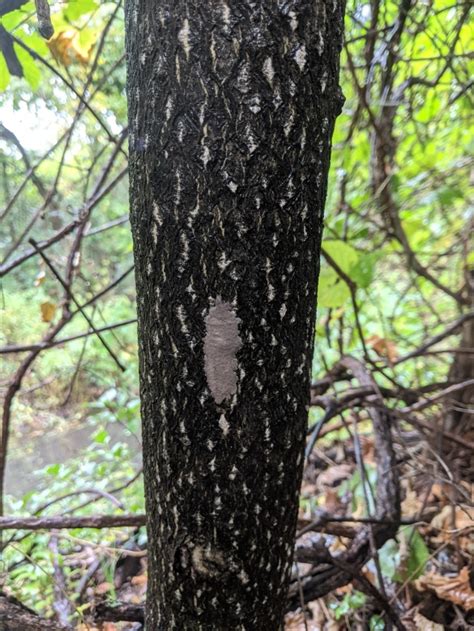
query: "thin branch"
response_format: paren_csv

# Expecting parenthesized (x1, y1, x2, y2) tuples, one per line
(29, 238, 126, 371)
(0, 514, 146, 531)
(0, 318, 136, 354)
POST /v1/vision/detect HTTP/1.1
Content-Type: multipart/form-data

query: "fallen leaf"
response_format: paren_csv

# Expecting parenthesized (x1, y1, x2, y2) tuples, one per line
(40, 301, 56, 322)
(402, 489, 423, 516)
(301, 482, 318, 498)
(318, 464, 353, 487)
(415, 566, 474, 611)
(285, 602, 337, 631)
(428, 482, 456, 504)
(322, 488, 345, 514)
(131, 574, 147, 586)
(430, 504, 474, 552)
(413, 611, 443, 630)
(95, 581, 112, 595)
(360, 436, 375, 462)
(430, 504, 473, 531)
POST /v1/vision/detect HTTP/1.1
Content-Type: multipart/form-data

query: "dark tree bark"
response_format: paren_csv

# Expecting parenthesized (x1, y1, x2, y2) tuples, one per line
(444, 274, 474, 481)
(0, 592, 70, 631)
(125, 1, 344, 628)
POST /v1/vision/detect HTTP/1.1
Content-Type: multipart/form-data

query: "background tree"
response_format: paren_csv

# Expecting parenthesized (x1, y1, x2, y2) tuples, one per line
(125, 0, 344, 627)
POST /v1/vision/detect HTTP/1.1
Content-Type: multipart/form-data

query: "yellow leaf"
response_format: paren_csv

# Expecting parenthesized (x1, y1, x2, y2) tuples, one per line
(47, 29, 91, 66)
(367, 335, 398, 363)
(40, 301, 56, 322)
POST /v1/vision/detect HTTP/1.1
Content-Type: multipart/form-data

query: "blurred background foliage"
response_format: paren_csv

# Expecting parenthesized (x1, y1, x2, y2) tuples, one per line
(0, 0, 472, 628)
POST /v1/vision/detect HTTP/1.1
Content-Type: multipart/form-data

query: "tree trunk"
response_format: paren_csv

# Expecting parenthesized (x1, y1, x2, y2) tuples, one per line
(125, 1, 344, 628)
(444, 272, 474, 482)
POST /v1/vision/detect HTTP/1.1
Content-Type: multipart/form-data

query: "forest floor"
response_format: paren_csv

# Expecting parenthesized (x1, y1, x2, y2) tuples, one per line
(284, 428, 473, 630)
(62, 416, 472, 631)
(3, 376, 473, 630)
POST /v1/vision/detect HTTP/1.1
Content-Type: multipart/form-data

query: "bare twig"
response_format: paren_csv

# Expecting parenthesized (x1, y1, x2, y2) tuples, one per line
(29, 238, 126, 371)
(0, 514, 145, 531)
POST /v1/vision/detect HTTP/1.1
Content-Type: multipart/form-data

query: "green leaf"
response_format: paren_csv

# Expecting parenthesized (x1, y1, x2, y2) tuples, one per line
(0, 52, 10, 91)
(21, 32, 49, 57)
(467, 250, 474, 268)
(406, 529, 430, 580)
(401, 217, 430, 248)
(436, 186, 463, 205)
(323, 239, 359, 275)
(21, 490, 35, 508)
(350, 252, 379, 287)
(331, 591, 366, 619)
(317, 267, 351, 308)
(370, 615, 385, 630)
(1, 3, 35, 30)
(78, 25, 100, 51)
(395, 528, 430, 582)
(46, 463, 61, 476)
(378, 538, 400, 580)
(93, 428, 109, 444)
(14, 43, 40, 89)
(64, 0, 98, 21)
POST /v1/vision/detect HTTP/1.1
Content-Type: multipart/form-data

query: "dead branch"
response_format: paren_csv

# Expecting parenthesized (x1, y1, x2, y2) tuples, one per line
(289, 356, 401, 608)
(94, 601, 145, 624)
(0, 592, 71, 630)
(0, 514, 146, 531)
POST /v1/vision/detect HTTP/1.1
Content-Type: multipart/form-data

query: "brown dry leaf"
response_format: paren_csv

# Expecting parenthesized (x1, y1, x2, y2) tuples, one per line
(285, 600, 339, 630)
(362, 567, 376, 586)
(428, 482, 464, 504)
(415, 566, 474, 611)
(322, 487, 345, 514)
(428, 482, 454, 503)
(131, 574, 147, 586)
(360, 436, 375, 462)
(367, 335, 398, 362)
(95, 581, 113, 595)
(48, 30, 91, 66)
(430, 504, 474, 552)
(286, 612, 311, 630)
(318, 464, 353, 487)
(431, 504, 473, 531)
(40, 301, 56, 322)
(402, 489, 424, 516)
(301, 482, 318, 498)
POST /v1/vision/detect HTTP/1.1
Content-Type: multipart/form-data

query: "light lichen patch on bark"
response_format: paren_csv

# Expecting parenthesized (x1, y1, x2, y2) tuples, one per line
(191, 544, 226, 577)
(204, 297, 241, 405)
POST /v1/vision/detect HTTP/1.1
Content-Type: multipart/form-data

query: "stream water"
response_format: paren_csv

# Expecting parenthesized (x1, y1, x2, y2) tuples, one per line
(6, 422, 140, 498)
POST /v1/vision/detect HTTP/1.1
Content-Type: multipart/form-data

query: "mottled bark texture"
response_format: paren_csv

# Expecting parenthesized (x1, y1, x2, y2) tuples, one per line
(125, 1, 344, 628)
